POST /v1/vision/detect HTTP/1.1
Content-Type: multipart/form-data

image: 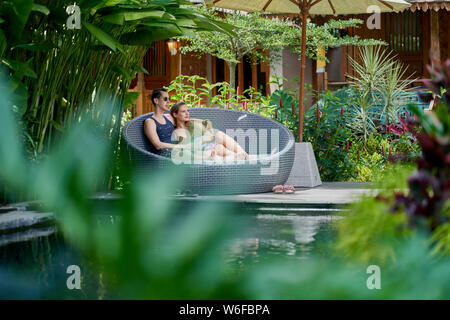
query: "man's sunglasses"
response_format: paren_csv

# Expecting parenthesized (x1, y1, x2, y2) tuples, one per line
(161, 97, 169, 101)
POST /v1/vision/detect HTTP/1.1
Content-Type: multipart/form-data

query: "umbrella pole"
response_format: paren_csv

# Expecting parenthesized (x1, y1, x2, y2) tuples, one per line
(298, 4, 308, 142)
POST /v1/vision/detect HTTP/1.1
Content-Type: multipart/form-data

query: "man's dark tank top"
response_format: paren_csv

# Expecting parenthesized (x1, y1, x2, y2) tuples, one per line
(148, 115, 175, 155)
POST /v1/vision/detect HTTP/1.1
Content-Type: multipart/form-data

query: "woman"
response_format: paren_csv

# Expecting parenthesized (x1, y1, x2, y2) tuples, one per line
(170, 102, 251, 161)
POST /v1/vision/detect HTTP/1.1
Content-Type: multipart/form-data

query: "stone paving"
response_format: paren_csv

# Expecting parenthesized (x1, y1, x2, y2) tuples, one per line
(181, 182, 377, 205)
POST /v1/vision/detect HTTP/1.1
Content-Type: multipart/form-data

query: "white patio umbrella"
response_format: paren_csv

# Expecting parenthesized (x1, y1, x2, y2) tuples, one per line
(207, 0, 411, 142)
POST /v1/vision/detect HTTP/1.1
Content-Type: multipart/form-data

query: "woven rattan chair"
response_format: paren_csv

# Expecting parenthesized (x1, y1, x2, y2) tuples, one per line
(122, 108, 295, 195)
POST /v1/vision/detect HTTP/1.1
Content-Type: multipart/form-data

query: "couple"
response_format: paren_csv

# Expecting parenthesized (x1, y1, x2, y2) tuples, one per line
(144, 88, 251, 161)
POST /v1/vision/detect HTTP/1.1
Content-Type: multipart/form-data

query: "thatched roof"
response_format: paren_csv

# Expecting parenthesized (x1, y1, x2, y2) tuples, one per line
(407, 0, 450, 11)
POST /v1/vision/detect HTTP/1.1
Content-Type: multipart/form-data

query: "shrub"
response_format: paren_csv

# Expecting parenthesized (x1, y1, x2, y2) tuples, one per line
(335, 58, 450, 260)
(166, 75, 273, 118)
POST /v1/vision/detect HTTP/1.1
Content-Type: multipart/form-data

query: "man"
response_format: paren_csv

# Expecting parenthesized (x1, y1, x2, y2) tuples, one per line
(143, 88, 180, 156)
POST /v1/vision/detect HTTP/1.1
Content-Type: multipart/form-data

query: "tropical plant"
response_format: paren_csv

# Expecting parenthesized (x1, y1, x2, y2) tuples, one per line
(267, 76, 317, 141)
(299, 85, 419, 182)
(336, 58, 450, 261)
(180, 7, 383, 91)
(348, 45, 417, 130)
(300, 88, 355, 181)
(0, 0, 234, 156)
(381, 60, 416, 128)
(165, 74, 273, 117)
(347, 89, 378, 143)
(387, 60, 450, 239)
(348, 45, 394, 98)
(334, 163, 418, 263)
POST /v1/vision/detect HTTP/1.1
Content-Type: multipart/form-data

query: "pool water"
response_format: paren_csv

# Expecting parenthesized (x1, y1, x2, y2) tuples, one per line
(226, 211, 339, 265)
(0, 208, 341, 299)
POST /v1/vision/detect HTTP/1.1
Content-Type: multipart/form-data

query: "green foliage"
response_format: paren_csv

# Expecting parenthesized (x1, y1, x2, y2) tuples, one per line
(166, 75, 273, 117)
(347, 90, 378, 143)
(288, 45, 421, 181)
(346, 133, 419, 182)
(267, 75, 315, 141)
(289, 19, 385, 60)
(334, 165, 415, 264)
(180, 7, 301, 90)
(387, 92, 449, 253)
(180, 7, 383, 90)
(0, 0, 234, 156)
(241, 234, 450, 299)
(265, 82, 420, 182)
(348, 45, 416, 128)
(301, 89, 354, 181)
(432, 220, 450, 256)
(334, 197, 409, 264)
(335, 57, 450, 263)
(264, 78, 420, 182)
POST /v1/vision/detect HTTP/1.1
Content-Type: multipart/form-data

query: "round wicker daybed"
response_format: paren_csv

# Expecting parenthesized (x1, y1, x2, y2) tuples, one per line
(122, 107, 295, 195)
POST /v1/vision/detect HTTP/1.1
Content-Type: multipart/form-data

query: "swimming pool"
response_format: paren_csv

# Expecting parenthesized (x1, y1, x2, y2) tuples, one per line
(0, 207, 342, 299)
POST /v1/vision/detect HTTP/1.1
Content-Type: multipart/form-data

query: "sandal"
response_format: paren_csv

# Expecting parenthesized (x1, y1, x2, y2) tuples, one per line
(183, 189, 198, 197)
(171, 189, 199, 198)
(283, 185, 296, 194)
(272, 185, 284, 194)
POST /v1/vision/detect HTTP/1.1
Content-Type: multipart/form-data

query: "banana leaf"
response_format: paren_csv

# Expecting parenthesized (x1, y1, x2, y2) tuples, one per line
(12, 42, 57, 52)
(83, 21, 124, 52)
(123, 91, 140, 109)
(31, 4, 49, 15)
(0, 0, 33, 43)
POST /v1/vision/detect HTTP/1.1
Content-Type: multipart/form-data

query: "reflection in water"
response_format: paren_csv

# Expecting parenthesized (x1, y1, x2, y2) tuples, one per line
(226, 213, 340, 266)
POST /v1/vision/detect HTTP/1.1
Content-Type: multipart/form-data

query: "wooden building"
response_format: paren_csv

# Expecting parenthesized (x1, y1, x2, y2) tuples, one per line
(332, 0, 450, 83)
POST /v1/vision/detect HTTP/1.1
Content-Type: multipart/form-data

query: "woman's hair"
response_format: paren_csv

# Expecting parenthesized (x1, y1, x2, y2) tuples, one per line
(170, 101, 187, 127)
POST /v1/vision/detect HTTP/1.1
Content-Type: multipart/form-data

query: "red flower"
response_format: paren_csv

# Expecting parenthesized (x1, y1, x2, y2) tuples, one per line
(400, 116, 409, 133)
(341, 107, 344, 116)
(279, 97, 283, 109)
(292, 102, 295, 115)
(346, 141, 350, 150)
(275, 109, 278, 119)
(357, 151, 360, 159)
(316, 105, 320, 124)
(382, 146, 385, 156)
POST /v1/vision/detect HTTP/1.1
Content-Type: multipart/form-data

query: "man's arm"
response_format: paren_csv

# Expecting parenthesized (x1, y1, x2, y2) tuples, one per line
(144, 119, 179, 150)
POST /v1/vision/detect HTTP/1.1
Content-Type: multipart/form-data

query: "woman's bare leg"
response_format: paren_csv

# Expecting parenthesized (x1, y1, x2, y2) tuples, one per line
(215, 131, 248, 157)
(213, 144, 246, 160)
(213, 144, 233, 157)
